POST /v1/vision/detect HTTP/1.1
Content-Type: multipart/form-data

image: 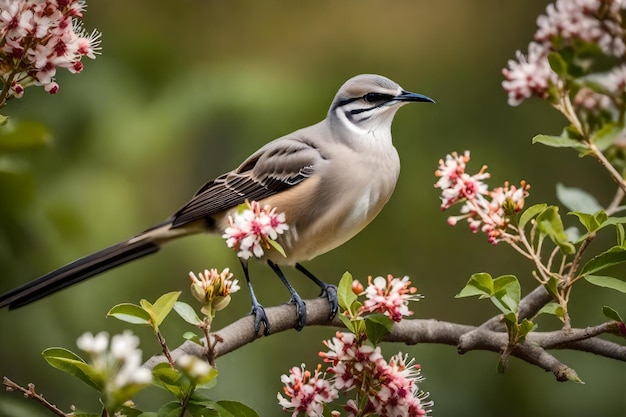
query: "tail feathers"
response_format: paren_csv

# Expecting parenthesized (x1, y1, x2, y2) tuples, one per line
(0, 239, 160, 310)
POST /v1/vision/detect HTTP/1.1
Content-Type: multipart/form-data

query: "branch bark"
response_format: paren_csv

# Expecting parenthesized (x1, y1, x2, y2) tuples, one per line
(144, 297, 626, 382)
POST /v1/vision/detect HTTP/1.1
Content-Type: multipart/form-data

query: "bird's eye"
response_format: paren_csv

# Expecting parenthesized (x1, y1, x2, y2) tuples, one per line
(363, 93, 390, 103)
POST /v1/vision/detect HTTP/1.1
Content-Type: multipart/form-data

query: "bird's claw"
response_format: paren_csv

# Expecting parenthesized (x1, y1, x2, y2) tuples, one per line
(290, 296, 307, 331)
(320, 283, 339, 319)
(250, 303, 271, 336)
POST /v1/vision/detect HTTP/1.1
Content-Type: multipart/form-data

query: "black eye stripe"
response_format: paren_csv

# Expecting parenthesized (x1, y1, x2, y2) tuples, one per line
(363, 93, 393, 103)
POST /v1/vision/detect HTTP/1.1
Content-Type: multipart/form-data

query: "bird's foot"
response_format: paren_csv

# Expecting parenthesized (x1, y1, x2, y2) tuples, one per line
(289, 294, 307, 331)
(250, 303, 270, 336)
(320, 283, 339, 319)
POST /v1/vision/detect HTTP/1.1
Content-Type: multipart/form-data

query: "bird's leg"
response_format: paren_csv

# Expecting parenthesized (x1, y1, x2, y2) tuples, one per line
(295, 263, 338, 319)
(239, 259, 270, 336)
(267, 260, 307, 331)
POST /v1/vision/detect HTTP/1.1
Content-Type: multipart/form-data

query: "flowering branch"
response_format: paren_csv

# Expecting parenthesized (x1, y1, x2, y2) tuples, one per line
(143, 295, 626, 383)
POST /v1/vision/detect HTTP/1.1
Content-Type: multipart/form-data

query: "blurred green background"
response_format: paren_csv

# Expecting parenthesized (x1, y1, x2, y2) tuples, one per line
(1, 1, 625, 416)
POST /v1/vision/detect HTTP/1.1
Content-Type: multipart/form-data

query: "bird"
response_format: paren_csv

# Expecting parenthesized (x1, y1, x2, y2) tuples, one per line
(0, 74, 434, 335)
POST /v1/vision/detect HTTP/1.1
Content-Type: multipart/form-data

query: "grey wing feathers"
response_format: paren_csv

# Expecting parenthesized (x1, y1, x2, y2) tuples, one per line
(170, 137, 319, 228)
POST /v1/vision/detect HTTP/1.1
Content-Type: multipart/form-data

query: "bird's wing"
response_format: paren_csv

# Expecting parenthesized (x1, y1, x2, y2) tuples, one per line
(170, 135, 324, 228)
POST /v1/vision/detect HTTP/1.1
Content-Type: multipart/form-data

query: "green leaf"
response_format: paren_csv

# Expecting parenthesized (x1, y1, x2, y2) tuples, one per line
(152, 363, 186, 400)
(107, 303, 152, 325)
(185, 402, 220, 417)
(183, 331, 204, 345)
(569, 211, 601, 234)
(617, 223, 626, 246)
(557, 184, 603, 214)
(491, 275, 521, 313)
(455, 273, 494, 298)
(174, 301, 203, 325)
(584, 275, 626, 293)
(0, 114, 8, 125)
(602, 306, 624, 322)
(364, 314, 393, 345)
(116, 406, 145, 417)
(518, 203, 547, 230)
(337, 271, 357, 310)
(537, 302, 566, 321)
(547, 52, 568, 76)
(591, 123, 622, 151)
(536, 206, 575, 254)
(518, 318, 536, 343)
(42, 348, 103, 392)
(580, 246, 626, 276)
(544, 275, 561, 298)
(338, 313, 356, 334)
(0, 119, 52, 152)
(157, 402, 185, 417)
(216, 400, 260, 417)
(151, 292, 181, 327)
(532, 134, 585, 150)
(267, 238, 287, 257)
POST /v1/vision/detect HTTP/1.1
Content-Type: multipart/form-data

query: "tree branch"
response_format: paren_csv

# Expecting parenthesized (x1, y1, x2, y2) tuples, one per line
(144, 297, 626, 382)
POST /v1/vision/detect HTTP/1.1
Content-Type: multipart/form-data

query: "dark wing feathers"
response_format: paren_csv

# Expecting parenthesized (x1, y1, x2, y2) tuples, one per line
(170, 138, 319, 228)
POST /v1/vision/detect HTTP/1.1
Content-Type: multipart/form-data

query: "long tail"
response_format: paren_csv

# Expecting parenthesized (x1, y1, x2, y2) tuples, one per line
(0, 239, 160, 309)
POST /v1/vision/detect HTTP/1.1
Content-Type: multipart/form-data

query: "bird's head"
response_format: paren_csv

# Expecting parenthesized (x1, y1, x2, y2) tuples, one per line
(329, 74, 434, 140)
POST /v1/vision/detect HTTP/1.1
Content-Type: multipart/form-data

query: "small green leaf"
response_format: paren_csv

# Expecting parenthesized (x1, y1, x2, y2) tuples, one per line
(216, 400, 260, 417)
(338, 313, 356, 333)
(337, 271, 357, 310)
(0, 114, 8, 125)
(364, 314, 394, 345)
(557, 184, 603, 214)
(107, 303, 152, 325)
(532, 134, 585, 150)
(267, 238, 287, 257)
(151, 292, 181, 327)
(547, 52, 568, 76)
(518, 203, 547, 230)
(580, 246, 626, 276)
(183, 331, 203, 345)
(156, 401, 185, 417)
(518, 318, 536, 342)
(584, 275, 626, 293)
(492, 275, 521, 313)
(617, 223, 626, 246)
(536, 206, 575, 254)
(602, 306, 624, 322)
(152, 363, 186, 400)
(544, 275, 560, 298)
(174, 301, 203, 325)
(42, 348, 103, 391)
(455, 273, 494, 298)
(537, 302, 565, 320)
(591, 123, 622, 151)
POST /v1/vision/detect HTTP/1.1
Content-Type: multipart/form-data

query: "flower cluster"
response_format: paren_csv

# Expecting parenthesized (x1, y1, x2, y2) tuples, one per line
(189, 267, 240, 316)
(435, 151, 530, 245)
(502, 0, 626, 106)
(278, 364, 339, 417)
(278, 273, 431, 417)
(0, 0, 101, 100)
(278, 332, 431, 417)
(76, 330, 152, 392)
(357, 275, 422, 322)
(222, 200, 289, 260)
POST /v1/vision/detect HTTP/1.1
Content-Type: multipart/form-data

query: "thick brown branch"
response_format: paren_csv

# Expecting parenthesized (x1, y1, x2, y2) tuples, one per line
(144, 297, 626, 382)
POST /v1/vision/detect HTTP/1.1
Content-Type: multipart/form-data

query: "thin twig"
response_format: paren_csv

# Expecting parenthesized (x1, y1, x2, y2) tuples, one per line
(2, 377, 69, 417)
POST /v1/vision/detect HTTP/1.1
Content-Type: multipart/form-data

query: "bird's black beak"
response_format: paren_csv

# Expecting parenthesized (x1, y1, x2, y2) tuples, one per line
(396, 90, 435, 104)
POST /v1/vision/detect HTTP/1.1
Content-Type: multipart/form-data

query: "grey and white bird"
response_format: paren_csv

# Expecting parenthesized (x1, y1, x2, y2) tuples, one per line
(0, 74, 434, 334)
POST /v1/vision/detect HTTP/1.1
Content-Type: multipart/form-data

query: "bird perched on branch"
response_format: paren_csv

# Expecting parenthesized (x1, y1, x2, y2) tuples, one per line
(0, 74, 434, 335)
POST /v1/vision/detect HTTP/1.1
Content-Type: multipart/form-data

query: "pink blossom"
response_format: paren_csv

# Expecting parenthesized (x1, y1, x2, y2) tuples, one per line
(0, 0, 101, 98)
(435, 150, 490, 209)
(436, 151, 531, 245)
(222, 200, 289, 260)
(502, 42, 557, 106)
(359, 275, 422, 322)
(277, 364, 338, 417)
